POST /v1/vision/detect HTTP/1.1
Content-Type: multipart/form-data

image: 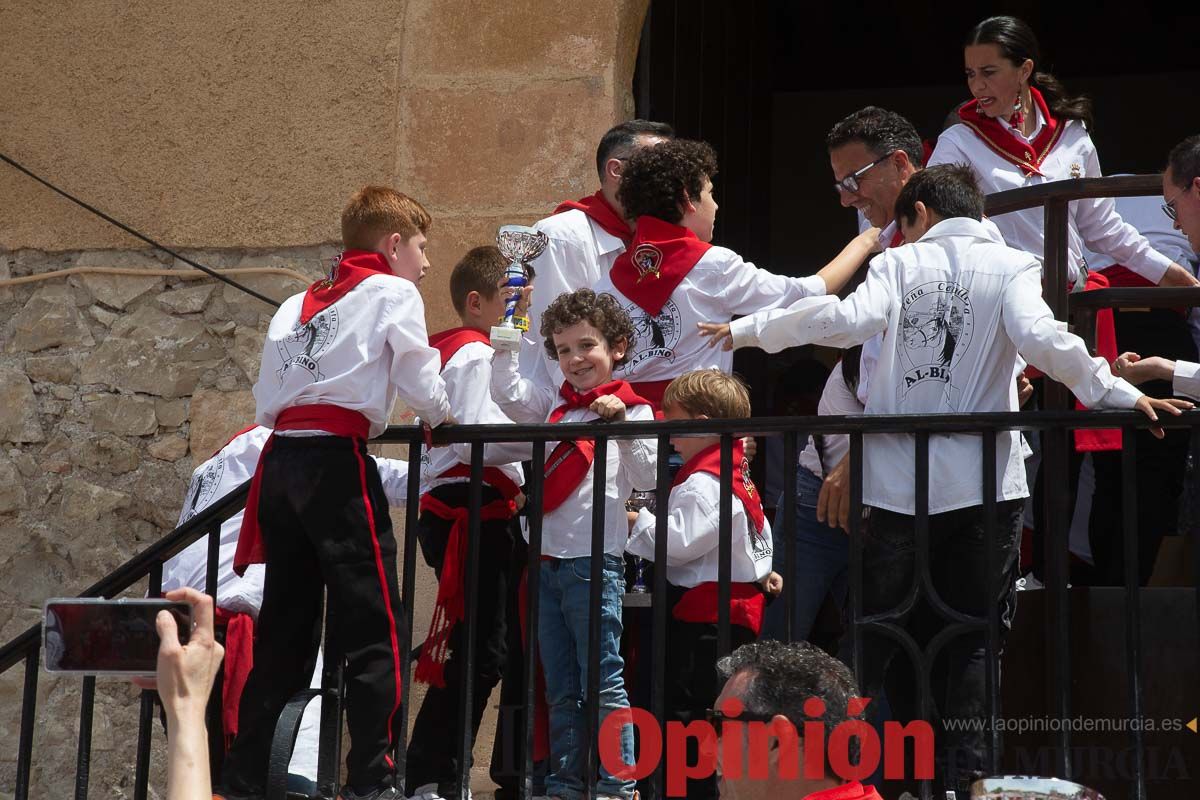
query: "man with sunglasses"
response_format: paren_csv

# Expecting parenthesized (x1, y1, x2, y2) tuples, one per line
(712, 640, 883, 800)
(1165, 134, 1200, 254)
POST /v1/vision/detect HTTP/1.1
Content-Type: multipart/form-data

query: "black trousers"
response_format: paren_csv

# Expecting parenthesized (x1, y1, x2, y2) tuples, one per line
(1088, 308, 1197, 585)
(659, 585, 756, 800)
(221, 435, 407, 795)
(853, 500, 1022, 798)
(406, 483, 514, 798)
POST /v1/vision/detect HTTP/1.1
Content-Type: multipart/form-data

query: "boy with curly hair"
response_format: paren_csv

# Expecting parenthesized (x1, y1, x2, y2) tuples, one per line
(491, 288, 657, 800)
(592, 138, 878, 407)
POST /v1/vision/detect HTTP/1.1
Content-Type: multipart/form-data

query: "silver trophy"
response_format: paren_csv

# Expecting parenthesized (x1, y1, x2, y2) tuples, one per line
(491, 225, 548, 352)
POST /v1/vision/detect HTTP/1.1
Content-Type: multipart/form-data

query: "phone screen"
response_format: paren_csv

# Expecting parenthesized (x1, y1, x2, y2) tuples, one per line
(43, 600, 192, 675)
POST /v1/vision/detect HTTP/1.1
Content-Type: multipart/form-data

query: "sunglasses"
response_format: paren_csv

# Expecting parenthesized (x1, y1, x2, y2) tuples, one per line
(1163, 185, 1189, 222)
(833, 152, 894, 195)
(704, 707, 783, 737)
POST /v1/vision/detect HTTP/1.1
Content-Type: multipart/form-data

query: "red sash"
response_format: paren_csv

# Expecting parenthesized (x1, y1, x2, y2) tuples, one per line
(1073, 271, 1121, 452)
(542, 380, 652, 513)
(213, 608, 255, 749)
(233, 404, 371, 575)
(957, 86, 1065, 177)
(610, 216, 713, 317)
(415, 488, 518, 687)
(670, 441, 768, 635)
(429, 326, 492, 368)
(554, 191, 632, 244)
(300, 250, 393, 325)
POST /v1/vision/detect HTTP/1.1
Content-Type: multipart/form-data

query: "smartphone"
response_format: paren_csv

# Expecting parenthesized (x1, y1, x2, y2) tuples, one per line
(42, 598, 192, 677)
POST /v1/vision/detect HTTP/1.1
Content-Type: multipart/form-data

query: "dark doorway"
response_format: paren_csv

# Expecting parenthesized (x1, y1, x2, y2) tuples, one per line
(633, 0, 1200, 419)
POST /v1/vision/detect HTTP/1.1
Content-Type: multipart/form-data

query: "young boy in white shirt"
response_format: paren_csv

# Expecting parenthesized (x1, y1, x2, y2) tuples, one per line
(700, 163, 1189, 794)
(625, 369, 774, 799)
(406, 246, 531, 800)
(592, 138, 877, 408)
(491, 288, 657, 800)
(218, 186, 452, 800)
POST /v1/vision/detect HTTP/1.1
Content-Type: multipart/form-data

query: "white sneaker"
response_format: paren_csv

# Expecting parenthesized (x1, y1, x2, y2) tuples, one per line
(1016, 572, 1044, 591)
(406, 785, 445, 800)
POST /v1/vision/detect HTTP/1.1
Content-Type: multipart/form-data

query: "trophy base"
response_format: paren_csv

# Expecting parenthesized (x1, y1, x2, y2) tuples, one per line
(490, 324, 523, 352)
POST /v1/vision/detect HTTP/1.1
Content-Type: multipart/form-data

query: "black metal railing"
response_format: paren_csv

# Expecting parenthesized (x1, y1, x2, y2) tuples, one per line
(2, 175, 1197, 800)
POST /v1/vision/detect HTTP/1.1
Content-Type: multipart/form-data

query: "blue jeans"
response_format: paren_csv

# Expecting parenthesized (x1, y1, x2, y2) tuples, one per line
(762, 467, 849, 642)
(538, 554, 635, 799)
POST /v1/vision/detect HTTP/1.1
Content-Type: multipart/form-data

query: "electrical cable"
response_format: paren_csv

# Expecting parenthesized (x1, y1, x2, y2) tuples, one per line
(1, 151, 283, 308)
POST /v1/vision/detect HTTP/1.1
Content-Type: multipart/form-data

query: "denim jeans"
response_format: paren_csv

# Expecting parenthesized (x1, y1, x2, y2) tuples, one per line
(762, 467, 849, 643)
(538, 554, 635, 800)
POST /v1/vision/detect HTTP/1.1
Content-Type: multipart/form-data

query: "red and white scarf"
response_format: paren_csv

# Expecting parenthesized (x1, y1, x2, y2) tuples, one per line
(610, 216, 713, 317)
(300, 249, 393, 325)
(957, 86, 1065, 177)
(542, 380, 652, 514)
(669, 441, 769, 635)
(554, 191, 633, 244)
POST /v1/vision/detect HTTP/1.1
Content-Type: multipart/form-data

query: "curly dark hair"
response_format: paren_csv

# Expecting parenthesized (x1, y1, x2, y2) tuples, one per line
(617, 139, 719, 224)
(539, 289, 636, 368)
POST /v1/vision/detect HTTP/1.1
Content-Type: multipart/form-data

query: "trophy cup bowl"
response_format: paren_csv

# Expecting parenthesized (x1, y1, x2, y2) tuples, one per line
(491, 225, 549, 352)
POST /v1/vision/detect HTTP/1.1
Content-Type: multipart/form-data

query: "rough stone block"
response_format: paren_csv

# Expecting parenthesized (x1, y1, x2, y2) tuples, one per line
(0, 455, 27, 514)
(8, 285, 95, 352)
(148, 435, 189, 462)
(85, 393, 159, 436)
(0, 368, 45, 443)
(69, 434, 141, 475)
(59, 477, 131, 521)
(89, 305, 119, 327)
(24, 354, 77, 384)
(110, 304, 223, 362)
(79, 337, 220, 398)
(158, 283, 216, 314)
(155, 398, 189, 428)
(73, 273, 163, 310)
(189, 388, 256, 462)
(232, 327, 265, 381)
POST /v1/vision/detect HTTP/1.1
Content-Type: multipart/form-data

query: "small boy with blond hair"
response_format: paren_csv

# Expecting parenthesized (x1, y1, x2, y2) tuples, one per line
(491, 288, 657, 800)
(219, 186, 451, 800)
(625, 368, 774, 799)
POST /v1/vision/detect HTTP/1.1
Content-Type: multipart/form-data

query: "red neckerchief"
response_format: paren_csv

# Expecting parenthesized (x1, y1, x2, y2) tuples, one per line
(957, 86, 1065, 177)
(670, 440, 769, 634)
(672, 440, 765, 535)
(542, 380, 651, 513)
(802, 782, 883, 800)
(554, 191, 633, 243)
(610, 216, 713, 317)
(300, 249, 393, 325)
(429, 326, 491, 368)
(889, 227, 904, 250)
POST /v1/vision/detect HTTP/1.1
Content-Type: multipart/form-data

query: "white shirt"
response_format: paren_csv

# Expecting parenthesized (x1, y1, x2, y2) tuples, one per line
(490, 350, 658, 557)
(254, 274, 450, 437)
(626, 471, 773, 587)
(1081, 189, 1195, 271)
(930, 111, 1174, 286)
(798, 360, 864, 479)
(162, 426, 412, 616)
(592, 245, 826, 383)
(1173, 361, 1200, 400)
(522, 208, 627, 388)
(421, 340, 527, 494)
(730, 217, 1143, 514)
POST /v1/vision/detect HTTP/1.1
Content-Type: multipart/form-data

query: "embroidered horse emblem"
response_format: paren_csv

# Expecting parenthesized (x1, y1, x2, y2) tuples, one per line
(632, 243, 664, 283)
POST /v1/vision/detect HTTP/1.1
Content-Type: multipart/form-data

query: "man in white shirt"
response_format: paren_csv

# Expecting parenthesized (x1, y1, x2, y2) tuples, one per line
(522, 120, 673, 388)
(704, 164, 1188, 795)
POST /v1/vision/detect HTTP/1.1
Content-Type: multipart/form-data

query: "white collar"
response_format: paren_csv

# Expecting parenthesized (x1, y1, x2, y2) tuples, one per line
(916, 217, 997, 243)
(588, 216, 627, 257)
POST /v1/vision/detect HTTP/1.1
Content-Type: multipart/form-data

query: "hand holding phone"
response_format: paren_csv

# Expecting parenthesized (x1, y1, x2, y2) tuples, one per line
(43, 597, 193, 677)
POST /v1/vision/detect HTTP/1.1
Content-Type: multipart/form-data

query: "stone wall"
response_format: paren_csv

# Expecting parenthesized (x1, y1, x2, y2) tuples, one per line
(0, 1, 649, 795)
